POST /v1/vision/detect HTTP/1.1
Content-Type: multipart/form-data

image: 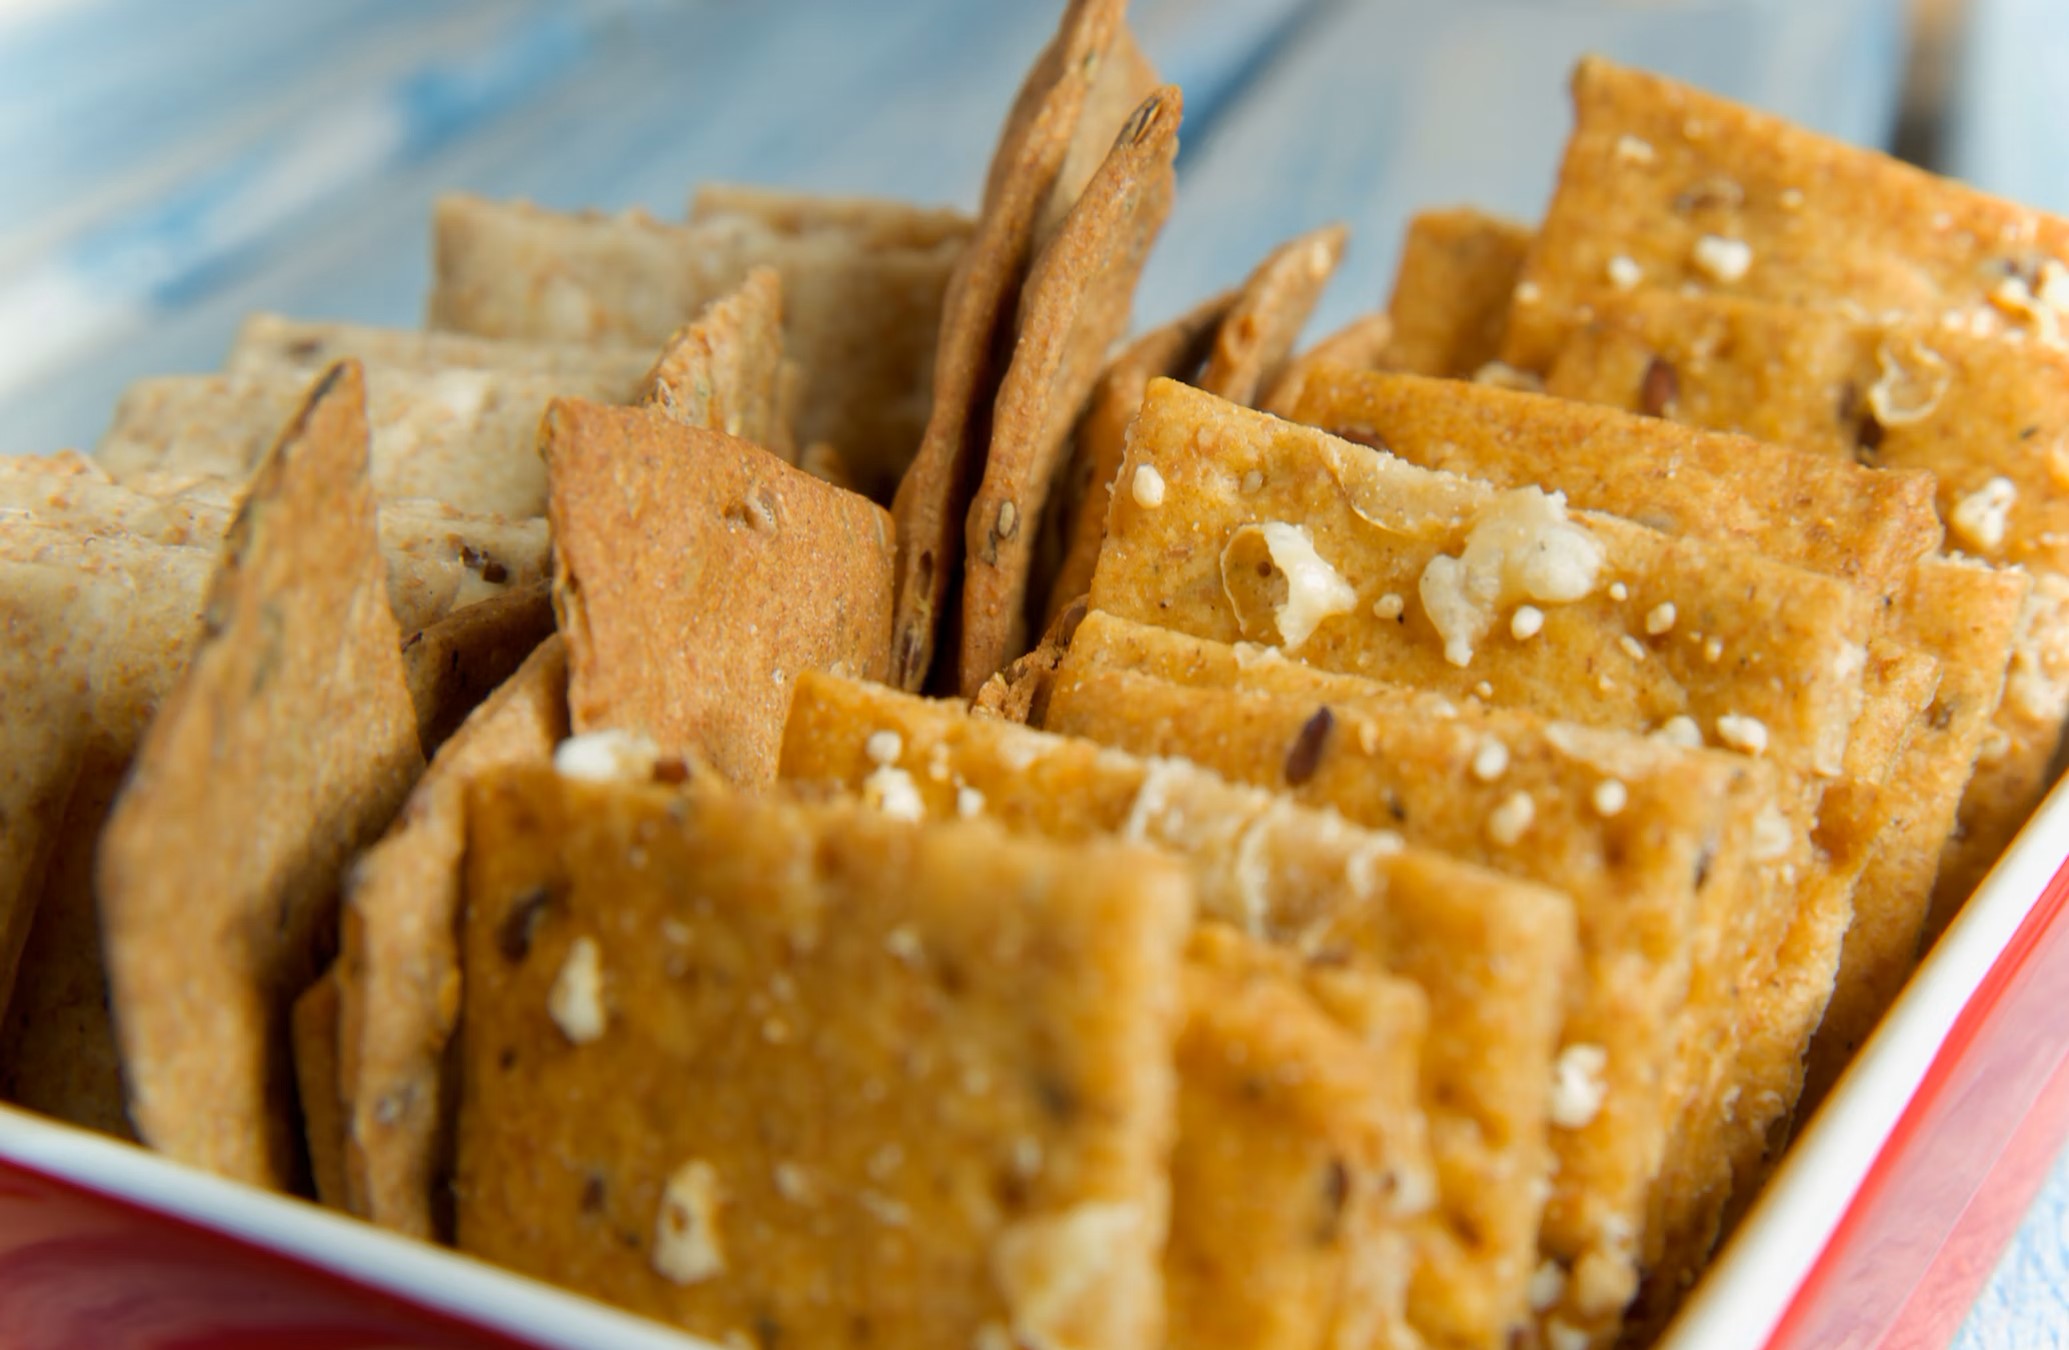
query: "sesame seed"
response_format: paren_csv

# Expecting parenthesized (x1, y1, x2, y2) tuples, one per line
(1593, 779, 1628, 817)
(1487, 791, 1535, 846)
(1130, 464, 1166, 509)
(1372, 592, 1405, 620)
(1619, 634, 1647, 662)
(1471, 737, 1510, 782)
(1715, 713, 1770, 755)
(1645, 602, 1677, 635)
(1692, 234, 1753, 283)
(1511, 605, 1544, 639)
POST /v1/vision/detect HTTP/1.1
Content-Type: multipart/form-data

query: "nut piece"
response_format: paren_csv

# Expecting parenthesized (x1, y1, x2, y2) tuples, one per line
(652, 1159, 726, 1285)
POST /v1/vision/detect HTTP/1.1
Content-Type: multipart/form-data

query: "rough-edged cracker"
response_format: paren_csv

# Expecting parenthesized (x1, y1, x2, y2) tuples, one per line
(1035, 22, 1161, 253)
(1286, 367, 1943, 596)
(1197, 224, 1349, 407)
(960, 86, 1180, 695)
(887, 0, 1127, 689)
(98, 362, 425, 1189)
(1259, 313, 1396, 419)
(230, 312, 653, 392)
(399, 581, 556, 758)
(1504, 57, 2069, 372)
(543, 398, 893, 784)
(294, 966, 348, 1209)
(1047, 612, 1786, 1344)
(457, 766, 1191, 1350)
(777, 667, 1574, 1350)
(688, 183, 974, 252)
(430, 194, 963, 503)
(339, 636, 567, 1240)
(1381, 208, 1533, 378)
(640, 265, 800, 463)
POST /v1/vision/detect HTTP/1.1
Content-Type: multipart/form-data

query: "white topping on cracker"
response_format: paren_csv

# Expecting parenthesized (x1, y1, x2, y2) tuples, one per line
(1130, 464, 1166, 509)
(956, 785, 987, 819)
(547, 937, 606, 1045)
(1530, 1260, 1570, 1312)
(993, 1203, 1147, 1350)
(1866, 336, 1951, 425)
(1715, 713, 1770, 756)
(1951, 477, 2017, 553)
(1223, 521, 1357, 650)
(1609, 581, 1628, 602)
(1653, 715, 1704, 749)
(652, 1160, 725, 1285)
(1752, 804, 1794, 862)
(1419, 488, 1604, 667)
(1487, 791, 1535, 846)
(1691, 234, 1752, 283)
(1514, 280, 1543, 305)
(1618, 634, 1647, 662)
(1372, 592, 1405, 621)
(1549, 1043, 1610, 1129)
(864, 729, 903, 766)
(1592, 778, 1628, 818)
(1471, 737, 1510, 782)
(1614, 134, 1655, 164)
(1607, 255, 1643, 291)
(862, 764, 925, 820)
(1511, 604, 1544, 639)
(1645, 602, 1677, 635)
(553, 729, 661, 783)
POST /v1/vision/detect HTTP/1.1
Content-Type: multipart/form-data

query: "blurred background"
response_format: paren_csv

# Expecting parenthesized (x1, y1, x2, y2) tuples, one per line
(0, 0, 2064, 1340)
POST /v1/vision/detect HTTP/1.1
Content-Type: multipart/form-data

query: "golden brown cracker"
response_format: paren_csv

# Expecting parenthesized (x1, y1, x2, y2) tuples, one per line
(294, 966, 348, 1210)
(1382, 207, 1533, 378)
(687, 184, 974, 252)
(1094, 379, 1877, 779)
(1259, 312, 1396, 418)
(1171, 925, 1428, 1350)
(399, 581, 556, 758)
(887, 0, 1126, 690)
(1046, 292, 1233, 628)
(960, 86, 1181, 694)
(1036, 22, 1161, 251)
(639, 265, 799, 462)
(1505, 57, 2069, 372)
(98, 362, 426, 1189)
(230, 313, 653, 392)
(777, 666, 1573, 1350)
(457, 766, 1192, 1350)
(430, 193, 962, 504)
(339, 636, 568, 1240)
(1047, 612, 1783, 1342)
(1197, 224, 1349, 407)
(1286, 366, 1943, 595)
(542, 398, 893, 785)
(971, 594, 1088, 726)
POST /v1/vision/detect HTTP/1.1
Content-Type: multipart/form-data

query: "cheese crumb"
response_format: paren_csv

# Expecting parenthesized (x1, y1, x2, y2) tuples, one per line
(1654, 715, 1704, 749)
(653, 1160, 725, 1284)
(1372, 592, 1405, 621)
(1609, 581, 1629, 602)
(1607, 255, 1643, 291)
(1511, 604, 1544, 639)
(1530, 1260, 1570, 1312)
(1419, 488, 1605, 667)
(1549, 1043, 1609, 1129)
(553, 729, 660, 783)
(863, 764, 925, 820)
(864, 729, 903, 766)
(1692, 234, 1752, 283)
(1487, 791, 1535, 846)
(1950, 477, 2017, 553)
(1546, 1320, 1591, 1350)
(548, 937, 606, 1045)
(1618, 634, 1647, 662)
(1222, 521, 1357, 650)
(1614, 134, 1655, 164)
(956, 784, 987, 819)
(1867, 336, 1951, 425)
(1130, 464, 1166, 508)
(773, 1162, 812, 1204)
(993, 1203, 1147, 1350)
(1592, 778, 1628, 817)
(1645, 602, 1677, 635)
(1471, 737, 1510, 782)
(1715, 713, 1770, 756)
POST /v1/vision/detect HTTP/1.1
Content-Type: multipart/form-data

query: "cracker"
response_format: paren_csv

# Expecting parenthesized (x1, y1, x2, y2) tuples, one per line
(960, 86, 1180, 694)
(98, 362, 425, 1188)
(98, 366, 622, 520)
(886, 0, 1127, 689)
(542, 398, 893, 784)
(1196, 224, 1349, 407)
(1381, 207, 1533, 378)
(339, 636, 568, 1239)
(399, 581, 557, 757)
(1171, 925, 1428, 1350)
(1285, 367, 1943, 596)
(688, 184, 974, 252)
(1504, 57, 2069, 372)
(1045, 292, 1233, 627)
(640, 265, 800, 462)
(1093, 379, 1878, 779)
(971, 594, 1088, 726)
(1047, 612, 1785, 1343)
(294, 965, 348, 1209)
(456, 766, 1191, 1350)
(229, 313, 653, 391)
(430, 194, 964, 503)
(778, 667, 1575, 1350)
(1259, 313, 1395, 419)
(1035, 22, 1162, 252)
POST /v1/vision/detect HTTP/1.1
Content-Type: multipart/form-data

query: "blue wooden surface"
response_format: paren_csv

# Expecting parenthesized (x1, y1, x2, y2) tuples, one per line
(0, 0, 2060, 1343)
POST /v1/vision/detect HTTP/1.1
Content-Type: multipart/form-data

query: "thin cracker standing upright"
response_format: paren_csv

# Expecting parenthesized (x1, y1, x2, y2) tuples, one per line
(639, 265, 800, 463)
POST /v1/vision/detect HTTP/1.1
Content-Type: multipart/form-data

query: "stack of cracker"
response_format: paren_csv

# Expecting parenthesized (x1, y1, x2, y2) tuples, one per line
(1, 6, 2062, 1349)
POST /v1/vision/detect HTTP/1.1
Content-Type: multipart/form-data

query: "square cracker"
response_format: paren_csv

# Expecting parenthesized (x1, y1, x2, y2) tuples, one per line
(688, 183, 974, 252)
(1171, 925, 1429, 1350)
(1093, 378, 1877, 780)
(542, 398, 893, 785)
(959, 86, 1180, 695)
(1047, 612, 1785, 1343)
(98, 361, 425, 1189)
(229, 312, 653, 392)
(338, 635, 568, 1239)
(1284, 367, 1942, 597)
(1380, 207, 1533, 379)
(1503, 56, 2069, 373)
(456, 765, 1192, 1350)
(639, 265, 801, 463)
(430, 194, 964, 504)
(887, 0, 1131, 689)
(778, 667, 1574, 1350)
